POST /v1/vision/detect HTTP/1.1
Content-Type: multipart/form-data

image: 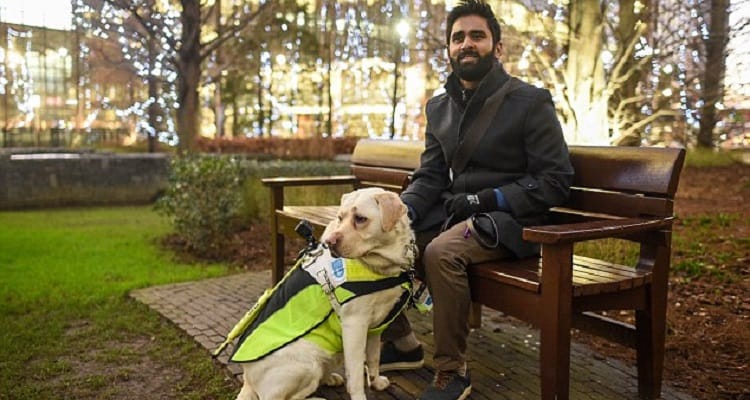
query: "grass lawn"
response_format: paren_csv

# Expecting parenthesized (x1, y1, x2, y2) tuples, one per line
(0, 206, 239, 400)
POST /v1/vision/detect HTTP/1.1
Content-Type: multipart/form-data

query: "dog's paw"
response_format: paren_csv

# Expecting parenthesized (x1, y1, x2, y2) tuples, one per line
(370, 375, 390, 391)
(322, 372, 344, 387)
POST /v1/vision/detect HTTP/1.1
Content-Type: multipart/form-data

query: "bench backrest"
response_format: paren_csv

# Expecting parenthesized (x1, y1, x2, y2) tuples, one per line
(565, 146, 685, 220)
(350, 139, 423, 192)
(349, 139, 686, 220)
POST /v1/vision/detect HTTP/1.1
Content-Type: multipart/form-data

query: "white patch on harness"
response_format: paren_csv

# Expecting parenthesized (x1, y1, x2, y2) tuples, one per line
(301, 244, 346, 292)
(300, 245, 347, 314)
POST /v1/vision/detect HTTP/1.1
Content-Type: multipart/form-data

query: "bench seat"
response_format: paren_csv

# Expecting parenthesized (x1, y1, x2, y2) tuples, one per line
(471, 254, 652, 296)
(275, 205, 653, 297)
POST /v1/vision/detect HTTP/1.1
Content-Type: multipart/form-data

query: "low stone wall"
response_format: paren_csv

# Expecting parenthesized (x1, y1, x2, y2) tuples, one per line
(0, 151, 170, 209)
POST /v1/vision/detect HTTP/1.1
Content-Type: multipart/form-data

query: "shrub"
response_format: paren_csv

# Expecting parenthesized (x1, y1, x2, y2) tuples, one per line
(156, 155, 349, 257)
(155, 155, 245, 257)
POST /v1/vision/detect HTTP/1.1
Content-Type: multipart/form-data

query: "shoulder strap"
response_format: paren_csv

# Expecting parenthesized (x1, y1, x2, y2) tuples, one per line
(451, 77, 522, 175)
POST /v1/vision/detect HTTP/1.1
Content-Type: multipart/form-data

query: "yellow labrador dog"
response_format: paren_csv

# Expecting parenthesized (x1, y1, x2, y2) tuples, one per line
(234, 187, 416, 400)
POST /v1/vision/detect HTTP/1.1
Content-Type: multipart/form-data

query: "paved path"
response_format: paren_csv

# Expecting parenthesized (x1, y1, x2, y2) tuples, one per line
(131, 271, 695, 400)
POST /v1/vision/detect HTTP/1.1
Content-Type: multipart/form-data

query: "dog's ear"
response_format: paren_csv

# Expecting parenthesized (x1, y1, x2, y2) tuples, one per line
(374, 191, 406, 232)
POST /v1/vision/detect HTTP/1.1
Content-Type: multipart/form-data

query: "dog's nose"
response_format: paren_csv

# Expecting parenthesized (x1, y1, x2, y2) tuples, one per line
(324, 237, 342, 257)
(323, 232, 339, 246)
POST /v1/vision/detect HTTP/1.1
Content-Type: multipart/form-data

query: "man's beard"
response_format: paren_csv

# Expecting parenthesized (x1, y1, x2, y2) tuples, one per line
(450, 51, 495, 82)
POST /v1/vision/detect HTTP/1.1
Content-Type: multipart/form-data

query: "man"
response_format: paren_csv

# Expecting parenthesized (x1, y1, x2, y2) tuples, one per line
(379, 1, 574, 399)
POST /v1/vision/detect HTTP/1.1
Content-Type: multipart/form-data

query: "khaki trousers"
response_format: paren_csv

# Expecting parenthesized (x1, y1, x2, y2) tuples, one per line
(384, 219, 513, 372)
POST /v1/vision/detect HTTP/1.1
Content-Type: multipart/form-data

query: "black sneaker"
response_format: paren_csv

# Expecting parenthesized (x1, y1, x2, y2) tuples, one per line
(418, 370, 471, 400)
(379, 341, 424, 372)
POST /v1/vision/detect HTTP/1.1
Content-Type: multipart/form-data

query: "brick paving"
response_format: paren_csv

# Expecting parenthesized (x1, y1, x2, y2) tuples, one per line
(130, 271, 695, 400)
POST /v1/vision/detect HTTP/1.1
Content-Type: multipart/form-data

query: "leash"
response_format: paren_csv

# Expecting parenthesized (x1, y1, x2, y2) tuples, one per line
(403, 238, 432, 313)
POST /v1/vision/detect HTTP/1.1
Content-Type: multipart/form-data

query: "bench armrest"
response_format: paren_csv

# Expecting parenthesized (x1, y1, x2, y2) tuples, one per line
(262, 175, 358, 188)
(523, 217, 674, 244)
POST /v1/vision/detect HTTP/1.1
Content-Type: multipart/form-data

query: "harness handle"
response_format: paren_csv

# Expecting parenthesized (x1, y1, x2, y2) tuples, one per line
(295, 220, 319, 261)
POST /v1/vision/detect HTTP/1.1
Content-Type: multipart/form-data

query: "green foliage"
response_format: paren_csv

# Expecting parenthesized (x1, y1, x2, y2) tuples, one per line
(156, 155, 246, 257)
(673, 259, 706, 277)
(239, 159, 351, 222)
(156, 155, 349, 256)
(575, 238, 639, 266)
(684, 148, 739, 167)
(670, 212, 742, 281)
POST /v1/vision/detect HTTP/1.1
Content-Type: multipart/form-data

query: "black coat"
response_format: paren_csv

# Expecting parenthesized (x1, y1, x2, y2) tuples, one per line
(401, 63, 574, 258)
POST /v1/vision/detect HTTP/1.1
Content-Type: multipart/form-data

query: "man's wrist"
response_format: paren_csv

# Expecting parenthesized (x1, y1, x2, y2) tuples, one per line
(493, 188, 509, 210)
(477, 188, 498, 211)
(405, 203, 417, 222)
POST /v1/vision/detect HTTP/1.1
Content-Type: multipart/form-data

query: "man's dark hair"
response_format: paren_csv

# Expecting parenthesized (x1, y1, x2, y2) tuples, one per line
(445, 0, 502, 46)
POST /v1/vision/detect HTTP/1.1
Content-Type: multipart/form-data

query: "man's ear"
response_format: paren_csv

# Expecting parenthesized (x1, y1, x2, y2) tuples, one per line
(374, 192, 406, 232)
(494, 41, 504, 59)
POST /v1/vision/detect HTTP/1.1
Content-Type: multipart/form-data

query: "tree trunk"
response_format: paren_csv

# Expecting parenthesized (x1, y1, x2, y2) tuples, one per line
(698, 0, 730, 148)
(213, 0, 225, 138)
(147, 35, 159, 153)
(325, 0, 334, 137)
(176, 0, 202, 154)
(610, 0, 649, 146)
(256, 61, 265, 136)
(563, 0, 609, 144)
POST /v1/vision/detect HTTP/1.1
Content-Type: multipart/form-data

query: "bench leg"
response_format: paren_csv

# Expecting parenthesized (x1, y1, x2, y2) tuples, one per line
(268, 186, 285, 285)
(271, 229, 285, 285)
(635, 307, 664, 399)
(539, 244, 573, 400)
(635, 243, 669, 399)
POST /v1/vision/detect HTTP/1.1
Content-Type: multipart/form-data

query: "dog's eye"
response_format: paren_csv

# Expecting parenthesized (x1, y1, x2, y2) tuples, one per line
(354, 215, 368, 224)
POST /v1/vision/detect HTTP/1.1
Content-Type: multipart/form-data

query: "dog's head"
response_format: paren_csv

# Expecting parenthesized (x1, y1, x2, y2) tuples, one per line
(321, 187, 415, 274)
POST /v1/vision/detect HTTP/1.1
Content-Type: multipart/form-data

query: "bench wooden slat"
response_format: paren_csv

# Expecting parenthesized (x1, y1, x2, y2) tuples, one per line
(278, 205, 338, 228)
(469, 256, 651, 297)
(523, 217, 673, 244)
(262, 175, 358, 188)
(567, 188, 675, 217)
(569, 146, 684, 196)
(351, 139, 423, 169)
(351, 165, 412, 192)
(575, 255, 651, 278)
(469, 258, 541, 292)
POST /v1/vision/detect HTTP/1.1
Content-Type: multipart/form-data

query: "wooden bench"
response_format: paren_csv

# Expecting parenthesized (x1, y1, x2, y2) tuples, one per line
(262, 139, 685, 400)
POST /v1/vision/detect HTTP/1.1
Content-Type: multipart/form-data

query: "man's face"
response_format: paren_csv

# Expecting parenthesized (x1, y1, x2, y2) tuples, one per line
(448, 14, 502, 85)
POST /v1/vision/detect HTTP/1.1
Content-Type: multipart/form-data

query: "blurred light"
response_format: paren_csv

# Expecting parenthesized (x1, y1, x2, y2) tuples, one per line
(518, 57, 529, 71)
(396, 20, 410, 42)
